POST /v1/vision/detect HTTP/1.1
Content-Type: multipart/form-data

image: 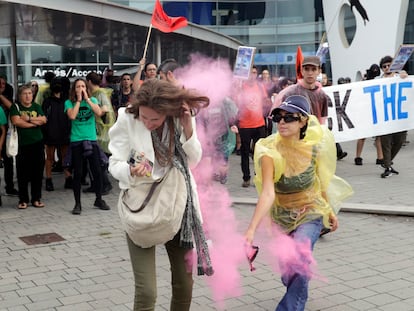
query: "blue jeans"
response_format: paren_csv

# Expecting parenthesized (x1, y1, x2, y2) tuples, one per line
(276, 217, 323, 311)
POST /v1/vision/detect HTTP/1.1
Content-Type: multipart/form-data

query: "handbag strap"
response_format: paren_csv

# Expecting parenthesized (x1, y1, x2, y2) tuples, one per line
(133, 180, 161, 213)
(8, 104, 20, 127)
(128, 170, 169, 213)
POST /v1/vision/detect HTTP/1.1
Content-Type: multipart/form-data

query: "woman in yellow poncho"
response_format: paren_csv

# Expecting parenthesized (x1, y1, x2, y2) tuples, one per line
(245, 95, 352, 311)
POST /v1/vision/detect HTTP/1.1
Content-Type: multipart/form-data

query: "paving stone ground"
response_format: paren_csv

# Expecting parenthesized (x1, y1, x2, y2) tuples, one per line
(0, 131, 414, 310)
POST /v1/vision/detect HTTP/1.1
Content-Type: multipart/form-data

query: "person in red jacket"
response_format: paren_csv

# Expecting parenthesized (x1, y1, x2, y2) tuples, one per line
(235, 66, 271, 187)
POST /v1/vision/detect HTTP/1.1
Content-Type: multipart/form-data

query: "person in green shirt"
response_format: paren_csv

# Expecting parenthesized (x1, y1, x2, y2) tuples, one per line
(0, 105, 7, 158)
(10, 84, 47, 209)
(0, 75, 19, 196)
(0, 105, 7, 206)
(64, 78, 110, 215)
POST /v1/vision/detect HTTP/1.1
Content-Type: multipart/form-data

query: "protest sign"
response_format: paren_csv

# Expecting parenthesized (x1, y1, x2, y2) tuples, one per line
(324, 76, 414, 142)
(389, 44, 414, 72)
(233, 46, 256, 79)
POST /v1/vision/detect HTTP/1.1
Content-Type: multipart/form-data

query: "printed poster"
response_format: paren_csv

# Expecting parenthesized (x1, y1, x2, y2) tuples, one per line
(389, 44, 414, 72)
(233, 46, 256, 79)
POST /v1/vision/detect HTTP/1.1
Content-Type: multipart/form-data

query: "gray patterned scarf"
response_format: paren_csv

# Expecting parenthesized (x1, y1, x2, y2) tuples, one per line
(151, 126, 214, 276)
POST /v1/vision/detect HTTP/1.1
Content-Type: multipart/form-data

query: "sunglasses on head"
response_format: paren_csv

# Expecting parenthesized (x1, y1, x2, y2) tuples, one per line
(272, 113, 301, 123)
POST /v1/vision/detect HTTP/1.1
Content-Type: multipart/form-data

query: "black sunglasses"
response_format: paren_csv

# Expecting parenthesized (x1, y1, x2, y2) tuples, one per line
(382, 64, 390, 69)
(272, 113, 301, 123)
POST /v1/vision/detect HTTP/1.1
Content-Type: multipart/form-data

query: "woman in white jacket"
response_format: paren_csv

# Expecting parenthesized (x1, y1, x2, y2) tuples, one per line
(108, 79, 212, 311)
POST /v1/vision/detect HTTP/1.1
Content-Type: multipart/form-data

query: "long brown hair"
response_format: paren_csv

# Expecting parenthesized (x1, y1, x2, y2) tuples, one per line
(127, 79, 209, 165)
(68, 78, 87, 103)
(126, 79, 209, 118)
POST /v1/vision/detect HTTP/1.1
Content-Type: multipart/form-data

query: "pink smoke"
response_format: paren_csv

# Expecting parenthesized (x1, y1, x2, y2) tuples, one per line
(255, 222, 323, 282)
(176, 53, 234, 109)
(198, 183, 245, 307)
(179, 54, 245, 306)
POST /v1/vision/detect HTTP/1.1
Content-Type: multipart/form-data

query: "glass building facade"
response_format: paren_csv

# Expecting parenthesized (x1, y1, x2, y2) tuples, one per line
(2, 0, 414, 88)
(118, 0, 414, 80)
(120, 0, 326, 78)
(0, 0, 240, 88)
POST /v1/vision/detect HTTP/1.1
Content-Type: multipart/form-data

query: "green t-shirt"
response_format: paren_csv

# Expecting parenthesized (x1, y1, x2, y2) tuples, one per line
(9, 103, 44, 146)
(64, 97, 98, 142)
(0, 106, 7, 126)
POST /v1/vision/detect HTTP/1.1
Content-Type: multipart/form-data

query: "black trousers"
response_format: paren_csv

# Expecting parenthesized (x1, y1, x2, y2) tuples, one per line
(16, 141, 45, 204)
(1, 139, 16, 192)
(380, 131, 407, 168)
(71, 143, 103, 204)
(239, 126, 266, 181)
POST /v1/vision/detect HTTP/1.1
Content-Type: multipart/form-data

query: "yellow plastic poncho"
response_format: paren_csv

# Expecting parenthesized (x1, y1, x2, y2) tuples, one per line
(253, 115, 353, 233)
(94, 88, 116, 154)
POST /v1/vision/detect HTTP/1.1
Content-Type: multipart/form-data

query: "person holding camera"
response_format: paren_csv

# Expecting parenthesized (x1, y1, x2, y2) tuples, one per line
(108, 79, 212, 311)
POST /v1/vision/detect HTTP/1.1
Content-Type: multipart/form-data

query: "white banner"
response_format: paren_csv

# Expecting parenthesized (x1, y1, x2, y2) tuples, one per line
(325, 76, 414, 142)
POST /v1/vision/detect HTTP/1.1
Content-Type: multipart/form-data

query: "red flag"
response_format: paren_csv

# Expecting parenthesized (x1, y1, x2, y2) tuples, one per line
(151, 0, 188, 33)
(296, 46, 304, 80)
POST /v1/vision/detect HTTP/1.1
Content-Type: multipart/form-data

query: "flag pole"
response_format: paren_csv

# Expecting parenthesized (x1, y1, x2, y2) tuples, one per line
(320, 32, 326, 45)
(143, 24, 153, 59)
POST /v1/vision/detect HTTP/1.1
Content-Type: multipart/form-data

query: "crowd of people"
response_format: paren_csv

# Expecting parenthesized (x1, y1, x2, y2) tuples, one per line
(0, 71, 120, 212)
(0, 52, 407, 310)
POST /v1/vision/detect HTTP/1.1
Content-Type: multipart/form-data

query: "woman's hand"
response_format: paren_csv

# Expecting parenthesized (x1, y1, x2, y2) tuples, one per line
(138, 58, 146, 69)
(82, 89, 90, 101)
(101, 105, 109, 113)
(399, 70, 408, 79)
(130, 163, 150, 177)
(244, 228, 255, 245)
(76, 90, 82, 102)
(329, 213, 339, 232)
(180, 101, 193, 139)
(230, 125, 238, 133)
